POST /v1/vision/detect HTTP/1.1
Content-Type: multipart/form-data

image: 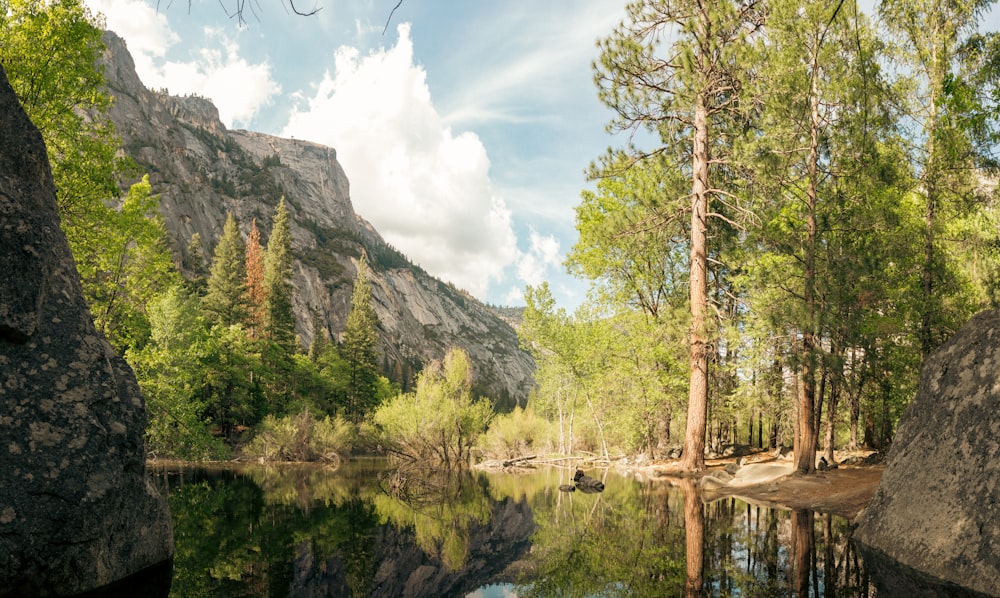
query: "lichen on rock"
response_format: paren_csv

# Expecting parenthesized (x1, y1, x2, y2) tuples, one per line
(0, 64, 173, 595)
(854, 309, 1000, 596)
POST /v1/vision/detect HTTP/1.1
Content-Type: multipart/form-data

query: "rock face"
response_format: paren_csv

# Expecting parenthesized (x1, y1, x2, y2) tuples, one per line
(100, 31, 534, 407)
(0, 65, 173, 594)
(854, 310, 1000, 596)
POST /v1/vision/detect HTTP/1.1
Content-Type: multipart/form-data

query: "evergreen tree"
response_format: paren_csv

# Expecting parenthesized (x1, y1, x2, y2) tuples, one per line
(244, 218, 266, 338)
(263, 198, 296, 352)
(203, 212, 246, 326)
(592, 0, 764, 472)
(308, 309, 329, 362)
(342, 254, 381, 422)
(183, 232, 210, 293)
(880, 0, 998, 357)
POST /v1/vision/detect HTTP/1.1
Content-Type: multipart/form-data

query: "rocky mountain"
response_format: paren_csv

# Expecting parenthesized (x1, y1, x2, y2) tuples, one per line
(99, 31, 534, 408)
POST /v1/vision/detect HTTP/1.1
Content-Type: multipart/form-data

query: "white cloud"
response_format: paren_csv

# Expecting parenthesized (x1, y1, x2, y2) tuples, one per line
(84, 0, 279, 128)
(86, 0, 178, 60)
(516, 229, 562, 287)
(153, 32, 281, 126)
(282, 23, 519, 299)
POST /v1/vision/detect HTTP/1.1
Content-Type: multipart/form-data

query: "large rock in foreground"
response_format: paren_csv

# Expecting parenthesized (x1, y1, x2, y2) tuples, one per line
(0, 66, 173, 594)
(854, 310, 1000, 596)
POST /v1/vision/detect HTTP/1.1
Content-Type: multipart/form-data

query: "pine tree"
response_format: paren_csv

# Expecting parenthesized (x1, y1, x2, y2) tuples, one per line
(203, 212, 246, 326)
(183, 232, 210, 295)
(308, 309, 329, 362)
(263, 198, 296, 353)
(244, 218, 266, 338)
(342, 253, 380, 422)
(592, 0, 763, 472)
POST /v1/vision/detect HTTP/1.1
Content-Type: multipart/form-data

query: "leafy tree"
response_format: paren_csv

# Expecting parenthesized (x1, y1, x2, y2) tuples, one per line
(592, 0, 764, 471)
(72, 175, 179, 353)
(203, 212, 247, 326)
(342, 254, 381, 422)
(566, 156, 691, 454)
(0, 0, 126, 230)
(880, 0, 999, 357)
(743, 0, 863, 472)
(374, 348, 492, 468)
(127, 285, 228, 460)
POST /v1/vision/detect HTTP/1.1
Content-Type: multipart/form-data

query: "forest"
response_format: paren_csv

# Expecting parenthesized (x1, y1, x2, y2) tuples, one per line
(4, 0, 1000, 472)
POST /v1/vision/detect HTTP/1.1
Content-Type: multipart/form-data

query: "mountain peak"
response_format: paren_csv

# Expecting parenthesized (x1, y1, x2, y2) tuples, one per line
(99, 31, 534, 407)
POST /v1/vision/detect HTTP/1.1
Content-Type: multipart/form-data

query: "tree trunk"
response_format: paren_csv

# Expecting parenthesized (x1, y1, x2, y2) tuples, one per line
(792, 509, 815, 597)
(681, 88, 710, 473)
(679, 478, 705, 596)
(795, 39, 823, 475)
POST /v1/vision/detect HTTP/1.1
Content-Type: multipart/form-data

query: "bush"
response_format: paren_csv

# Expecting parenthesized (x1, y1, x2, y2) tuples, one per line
(374, 348, 492, 468)
(477, 406, 556, 460)
(243, 410, 355, 462)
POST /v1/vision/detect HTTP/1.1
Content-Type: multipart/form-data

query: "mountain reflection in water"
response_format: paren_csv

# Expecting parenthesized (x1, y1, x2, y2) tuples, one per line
(148, 460, 877, 597)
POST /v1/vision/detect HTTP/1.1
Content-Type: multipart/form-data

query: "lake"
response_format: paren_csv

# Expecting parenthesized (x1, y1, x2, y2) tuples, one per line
(145, 459, 882, 597)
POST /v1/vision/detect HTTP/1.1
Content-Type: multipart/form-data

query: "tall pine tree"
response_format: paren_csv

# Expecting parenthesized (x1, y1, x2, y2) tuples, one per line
(263, 198, 296, 352)
(342, 253, 380, 422)
(203, 212, 246, 326)
(593, 0, 764, 472)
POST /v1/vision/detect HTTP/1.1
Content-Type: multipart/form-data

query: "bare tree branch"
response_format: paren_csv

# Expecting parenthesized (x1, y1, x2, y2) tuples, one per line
(384, 0, 403, 35)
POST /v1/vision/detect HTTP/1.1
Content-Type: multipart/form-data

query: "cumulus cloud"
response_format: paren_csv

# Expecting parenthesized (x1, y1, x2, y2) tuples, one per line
(85, 0, 279, 128)
(152, 33, 281, 126)
(282, 24, 519, 299)
(517, 229, 562, 287)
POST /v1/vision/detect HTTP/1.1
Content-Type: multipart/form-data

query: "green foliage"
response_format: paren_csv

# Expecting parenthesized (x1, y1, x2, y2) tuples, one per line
(128, 286, 229, 460)
(243, 411, 355, 462)
(520, 284, 684, 459)
(0, 0, 126, 225)
(72, 175, 179, 352)
(203, 212, 247, 326)
(342, 254, 381, 422)
(262, 198, 296, 353)
(197, 323, 266, 442)
(374, 348, 493, 468)
(567, 154, 689, 315)
(477, 406, 556, 460)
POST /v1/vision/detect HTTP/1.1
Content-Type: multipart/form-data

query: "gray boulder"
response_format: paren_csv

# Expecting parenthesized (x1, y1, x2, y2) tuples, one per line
(0, 65, 173, 594)
(854, 310, 1000, 596)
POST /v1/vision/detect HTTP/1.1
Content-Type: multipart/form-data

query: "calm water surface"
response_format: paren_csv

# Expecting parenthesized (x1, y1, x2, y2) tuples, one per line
(148, 460, 877, 597)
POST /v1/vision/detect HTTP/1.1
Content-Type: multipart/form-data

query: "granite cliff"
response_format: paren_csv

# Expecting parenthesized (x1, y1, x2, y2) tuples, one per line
(100, 31, 533, 407)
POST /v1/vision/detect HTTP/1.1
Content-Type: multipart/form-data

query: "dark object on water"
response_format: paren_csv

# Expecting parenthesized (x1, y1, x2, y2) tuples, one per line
(558, 484, 576, 492)
(574, 469, 605, 492)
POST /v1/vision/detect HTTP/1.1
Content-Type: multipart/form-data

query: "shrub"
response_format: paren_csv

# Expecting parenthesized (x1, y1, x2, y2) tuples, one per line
(243, 410, 354, 462)
(477, 406, 556, 460)
(374, 348, 492, 468)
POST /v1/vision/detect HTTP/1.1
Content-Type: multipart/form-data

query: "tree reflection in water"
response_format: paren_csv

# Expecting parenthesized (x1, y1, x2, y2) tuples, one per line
(150, 463, 877, 597)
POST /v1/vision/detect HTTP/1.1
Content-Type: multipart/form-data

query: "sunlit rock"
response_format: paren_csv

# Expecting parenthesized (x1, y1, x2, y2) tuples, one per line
(855, 310, 1000, 596)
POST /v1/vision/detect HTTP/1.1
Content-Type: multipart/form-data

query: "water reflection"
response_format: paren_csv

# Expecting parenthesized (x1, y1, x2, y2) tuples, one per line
(148, 462, 879, 597)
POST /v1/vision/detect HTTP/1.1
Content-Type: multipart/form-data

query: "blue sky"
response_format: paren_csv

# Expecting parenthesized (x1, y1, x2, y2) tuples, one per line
(83, 0, 629, 310)
(82, 0, 1000, 312)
